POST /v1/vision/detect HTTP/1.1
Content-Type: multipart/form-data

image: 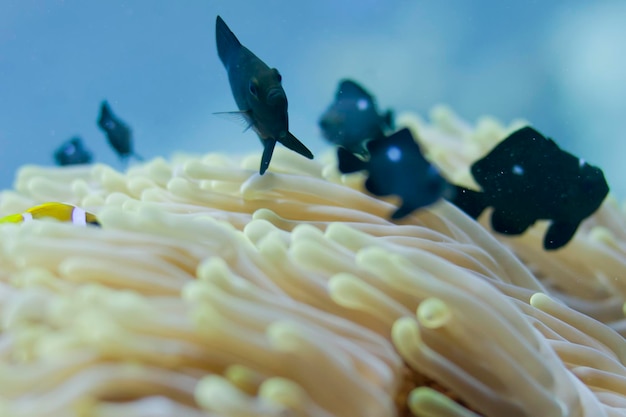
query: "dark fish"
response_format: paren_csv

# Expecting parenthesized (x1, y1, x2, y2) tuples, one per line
(53, 136, 93, 166)
(97, 101, 142, 163)
(319, 79, 393, 155)
(215, 15, 313, 175)
(337, 127, 453, 219)
(451, 126, 609, 250)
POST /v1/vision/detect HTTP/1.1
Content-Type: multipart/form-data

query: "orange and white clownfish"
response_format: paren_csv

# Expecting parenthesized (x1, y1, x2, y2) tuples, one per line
(0, 202, 100, 226)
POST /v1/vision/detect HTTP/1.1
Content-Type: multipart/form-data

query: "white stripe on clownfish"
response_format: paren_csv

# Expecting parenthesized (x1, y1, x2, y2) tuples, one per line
(71, 206, 87, 226)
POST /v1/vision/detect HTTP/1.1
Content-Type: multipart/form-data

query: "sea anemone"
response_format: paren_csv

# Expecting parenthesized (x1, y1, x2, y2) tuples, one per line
(0, 107, 624, 417)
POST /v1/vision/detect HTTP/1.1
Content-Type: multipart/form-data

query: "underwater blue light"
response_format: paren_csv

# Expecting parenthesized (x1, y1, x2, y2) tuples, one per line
(356, 98, 369, 111)
(512, 164, 524, 175)
(386, 146, 402, 162)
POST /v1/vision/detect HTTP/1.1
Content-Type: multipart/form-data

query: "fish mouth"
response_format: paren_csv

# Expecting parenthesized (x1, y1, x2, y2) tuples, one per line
(266, 88, 286, 106)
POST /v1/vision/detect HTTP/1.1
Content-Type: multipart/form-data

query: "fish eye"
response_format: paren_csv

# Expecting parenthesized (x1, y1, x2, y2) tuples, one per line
(271, 68, 282, 83)
(249, 81, 258, 97)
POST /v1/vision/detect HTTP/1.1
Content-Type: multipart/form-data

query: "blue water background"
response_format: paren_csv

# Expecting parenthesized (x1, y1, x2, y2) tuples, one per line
(1, 1, 625, 196)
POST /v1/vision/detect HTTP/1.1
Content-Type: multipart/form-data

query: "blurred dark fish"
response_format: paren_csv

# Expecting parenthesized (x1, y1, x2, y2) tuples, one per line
(319, 79, 393, 155)
(337, 128, 453, 219)
(215, 15, 313, 175)
(97, 101, 142, 163)
(451, 126, 609, 250)
(53, 136, 93, 166)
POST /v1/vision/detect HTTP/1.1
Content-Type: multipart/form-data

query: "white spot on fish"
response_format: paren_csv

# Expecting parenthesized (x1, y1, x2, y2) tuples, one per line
(512, 164, 524, 175)
(579, 158, 586, 167)
(356, 98, 369, 111)
(386, 146, 402, 162)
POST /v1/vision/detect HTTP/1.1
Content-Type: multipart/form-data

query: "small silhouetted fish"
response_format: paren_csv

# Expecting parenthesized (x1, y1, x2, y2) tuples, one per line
(97, 101, 142, 163)
(451, 126, 609, 250)
(215, 15, 313, 175)
(53, 136, 93, 166)
(337, 127, 453, 219)
(319, 79, 393, 156)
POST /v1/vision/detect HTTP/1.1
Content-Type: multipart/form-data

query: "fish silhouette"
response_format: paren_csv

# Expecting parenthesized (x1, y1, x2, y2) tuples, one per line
(451, 126, 609, 250)
(337, 127, 453, 219)
(319, 79, 393, 156)
(215, 15, 313, 174)
(53, 136, 93, 166)
(97, 101, 142, 163)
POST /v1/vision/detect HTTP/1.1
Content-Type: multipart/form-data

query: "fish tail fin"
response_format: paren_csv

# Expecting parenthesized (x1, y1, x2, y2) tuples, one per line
(383, 109, 394, 130)
(280, 132, 314, 160)
(216, 16, 241, 66)
(449, 185, 488, 219)
(336, 147, 366, 174)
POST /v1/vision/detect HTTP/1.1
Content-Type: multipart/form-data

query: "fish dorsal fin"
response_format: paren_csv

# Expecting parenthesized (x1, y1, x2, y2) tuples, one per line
(383, 109, 394, 130)
(337, 79, 373, 102)
(216, 16, 243, 67)
(98, 101, 112, 126)
(366, 127, 419, 156)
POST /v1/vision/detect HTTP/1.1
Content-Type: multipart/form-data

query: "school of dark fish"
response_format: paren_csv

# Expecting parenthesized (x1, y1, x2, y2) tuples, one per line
(27, 14, 610, 250)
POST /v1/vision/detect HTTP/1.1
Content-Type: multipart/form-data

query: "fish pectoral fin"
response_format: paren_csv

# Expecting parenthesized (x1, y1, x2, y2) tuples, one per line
(490, 210, 533, 235)
(393, 191, 445, 220)
(544, 221, 580, 250)
(391, 202, 420, 220)
(364, 176, 391, 197)
(213, 111, 254, 131)
(279, 132, 314, 159)
(260, 139, 277, 175)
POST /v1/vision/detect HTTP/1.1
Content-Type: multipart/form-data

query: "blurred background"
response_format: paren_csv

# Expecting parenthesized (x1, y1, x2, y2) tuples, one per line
(1, 0, 625, 196)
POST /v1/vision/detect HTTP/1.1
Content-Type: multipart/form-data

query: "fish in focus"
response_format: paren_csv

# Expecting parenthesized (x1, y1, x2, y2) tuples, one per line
(215, 15, 313, 175)
(451, 126, 609, 250)
(97, 101, 143, 163)
(319, 79, 394, 156)
(337, 127, 453, 219)
(0, 203, 100, 226)
(53, 137, 93, 166)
